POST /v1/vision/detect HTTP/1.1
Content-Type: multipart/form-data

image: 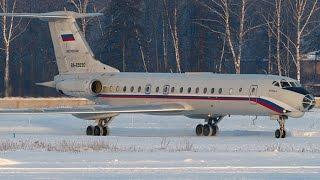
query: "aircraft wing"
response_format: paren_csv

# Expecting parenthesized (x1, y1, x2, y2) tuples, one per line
(0, 103, 190, 115)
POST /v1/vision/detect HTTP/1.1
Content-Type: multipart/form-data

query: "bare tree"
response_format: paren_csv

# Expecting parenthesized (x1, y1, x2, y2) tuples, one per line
(134, 25, 148, 72)
(162, 3, 169, 72)
(290, 0, 319, 81)
(152, 1, 160, 72)
(275, 0, 282, 76)
(262, 0, 283, 75)
(195, 0, 261, 74)
(0, 0, 28, 97)
(267, 15, 273, 74)
(218, 35, 226, 73)
(163, 0, 182, 73)
(68, 0, 90, 36)
(222, 0, 239, 73)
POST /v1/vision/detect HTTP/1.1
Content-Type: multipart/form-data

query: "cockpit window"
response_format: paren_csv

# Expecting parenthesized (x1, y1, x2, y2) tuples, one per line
(289, 82, 296, 87)
(295, 81, 302, 87)
(280, 80, 290, 88)
(272, 81, 280, 87)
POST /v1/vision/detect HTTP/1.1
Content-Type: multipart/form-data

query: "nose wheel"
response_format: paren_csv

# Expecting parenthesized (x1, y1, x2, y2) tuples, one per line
(275, 116, 287, 138)
(196, 116, 223, 137)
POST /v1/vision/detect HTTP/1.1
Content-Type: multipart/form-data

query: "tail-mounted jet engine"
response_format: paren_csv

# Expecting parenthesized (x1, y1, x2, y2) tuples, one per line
(55, 79, 102, 97)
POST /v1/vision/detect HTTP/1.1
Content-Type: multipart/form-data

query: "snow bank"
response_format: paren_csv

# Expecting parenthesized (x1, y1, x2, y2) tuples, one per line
(0, 98, 93, 109)
(290, 130, 320, 137)
(0, 158, 18, 166)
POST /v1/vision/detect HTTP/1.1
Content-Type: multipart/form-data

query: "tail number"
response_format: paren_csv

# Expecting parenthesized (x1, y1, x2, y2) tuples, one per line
(71, 62, 86, 68)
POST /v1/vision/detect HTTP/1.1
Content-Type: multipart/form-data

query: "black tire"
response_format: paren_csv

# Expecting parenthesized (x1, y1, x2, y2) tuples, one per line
(211, 125, 219, 136)
(281, 130, 286, 138)
(86, 126, 94, 136)
(203, 124, 212, 136)
(102, 126, 109, 136)
(275, 129, 281, 138)
(94, 125, 102, 136)
(196, 124, 204, 136)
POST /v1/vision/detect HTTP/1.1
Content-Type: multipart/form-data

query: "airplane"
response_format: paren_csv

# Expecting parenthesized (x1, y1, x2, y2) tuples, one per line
(0, 11, 316, 139)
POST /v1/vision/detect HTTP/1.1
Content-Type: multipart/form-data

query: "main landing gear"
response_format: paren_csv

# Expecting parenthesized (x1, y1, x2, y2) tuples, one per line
(275, 116, 287, 138)
(196, 116, 223, 137)
(86, 117, 113, 136)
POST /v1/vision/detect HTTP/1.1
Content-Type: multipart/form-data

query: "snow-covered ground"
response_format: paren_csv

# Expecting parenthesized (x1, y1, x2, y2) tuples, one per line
(0, 110, 320, 179)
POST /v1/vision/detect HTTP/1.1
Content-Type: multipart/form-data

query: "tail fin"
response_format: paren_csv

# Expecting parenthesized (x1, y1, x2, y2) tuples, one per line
(0, 11, 119, 74)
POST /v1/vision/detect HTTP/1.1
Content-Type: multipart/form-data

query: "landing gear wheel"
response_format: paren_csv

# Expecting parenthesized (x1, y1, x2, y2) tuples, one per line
(102, 126, 109, 136)
(275, 129, 281, 138)
(275, 129, 286, 138)
(281, 130, 286, 138)
(211, 125, 219, 136)
(275, 116, 287, 139)
(94, 125, 103, 136)
(196, 124, 204, 136)
(203, 124, 213, 136)
(86, 125, 94, 136)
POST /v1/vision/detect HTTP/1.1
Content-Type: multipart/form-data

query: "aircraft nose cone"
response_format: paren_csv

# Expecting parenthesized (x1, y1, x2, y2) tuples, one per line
(302, 94, 316, 111)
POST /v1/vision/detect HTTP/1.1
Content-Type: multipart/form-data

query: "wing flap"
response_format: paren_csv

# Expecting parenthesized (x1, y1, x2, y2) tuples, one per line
(0, 103, 190, 115)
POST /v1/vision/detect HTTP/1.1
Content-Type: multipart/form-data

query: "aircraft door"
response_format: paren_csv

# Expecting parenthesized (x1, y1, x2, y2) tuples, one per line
(249, 85, 258, 104)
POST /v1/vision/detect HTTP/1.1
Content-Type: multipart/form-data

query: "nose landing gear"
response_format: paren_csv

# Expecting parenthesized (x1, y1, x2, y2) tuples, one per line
(275, 116, 287, 138)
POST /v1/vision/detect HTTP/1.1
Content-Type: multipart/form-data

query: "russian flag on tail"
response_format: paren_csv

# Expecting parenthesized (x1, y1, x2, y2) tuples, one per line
(61, 34, 75, 42)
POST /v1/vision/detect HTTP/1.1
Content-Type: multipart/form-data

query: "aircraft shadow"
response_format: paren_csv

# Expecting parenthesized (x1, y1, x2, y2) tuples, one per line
(219, 130, 274, 137)
(109, 127, 275, 138)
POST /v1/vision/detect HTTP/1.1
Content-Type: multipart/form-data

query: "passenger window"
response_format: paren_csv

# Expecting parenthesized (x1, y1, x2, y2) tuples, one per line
(229, 88, 233, 95)
(171, 87, 175, 93)
(239, 88, 242, 93)
(218, 88, 222, 94)
(110, 86, 113, 93)
(116, 86, 120, 92)
(211, 88, 215, 94)
(123, 86, 127, 92)
(163, 85, 170, 95)
(145, 84, 151, 94)
(138, 86, 142, 93)
(203, 88, 207, 94)
(180, 87, 184, 93)
(103, 86, 108, 92)
(188, 87, 192, 93)
(156, 87, 160, 93)
(130, 86, 134, 92)
(195, 87, 199, 94)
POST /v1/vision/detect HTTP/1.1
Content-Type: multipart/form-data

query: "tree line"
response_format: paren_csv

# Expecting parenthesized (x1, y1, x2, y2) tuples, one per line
(0, 0, 319, 97)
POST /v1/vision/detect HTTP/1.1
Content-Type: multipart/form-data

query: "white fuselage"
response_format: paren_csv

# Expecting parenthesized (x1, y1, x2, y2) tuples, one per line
(55, 72, 312, 119)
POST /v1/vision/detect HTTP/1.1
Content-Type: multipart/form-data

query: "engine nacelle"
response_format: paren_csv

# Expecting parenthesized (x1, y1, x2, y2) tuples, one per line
(55, 79, 102, 97)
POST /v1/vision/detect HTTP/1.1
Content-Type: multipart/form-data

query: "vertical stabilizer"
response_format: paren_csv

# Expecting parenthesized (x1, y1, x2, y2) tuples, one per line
(0, 11, 119, 74)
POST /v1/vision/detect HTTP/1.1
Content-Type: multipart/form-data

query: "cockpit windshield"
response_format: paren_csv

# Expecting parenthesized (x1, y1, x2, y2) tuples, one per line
(295, 81, 302, 87)
(289, 82, 296, 87)
(280, 80, 290, 88)
(272, 81, 280, 87)
(273, 80, 302, 88)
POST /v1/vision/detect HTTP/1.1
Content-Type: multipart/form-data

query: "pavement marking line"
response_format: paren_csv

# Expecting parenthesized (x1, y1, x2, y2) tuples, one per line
(0, 166, 319, 174)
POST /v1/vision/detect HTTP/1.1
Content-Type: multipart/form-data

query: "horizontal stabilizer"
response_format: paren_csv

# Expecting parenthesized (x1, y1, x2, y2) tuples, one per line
(0, 11, 103, 21)
(36, 81, 55, 88)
